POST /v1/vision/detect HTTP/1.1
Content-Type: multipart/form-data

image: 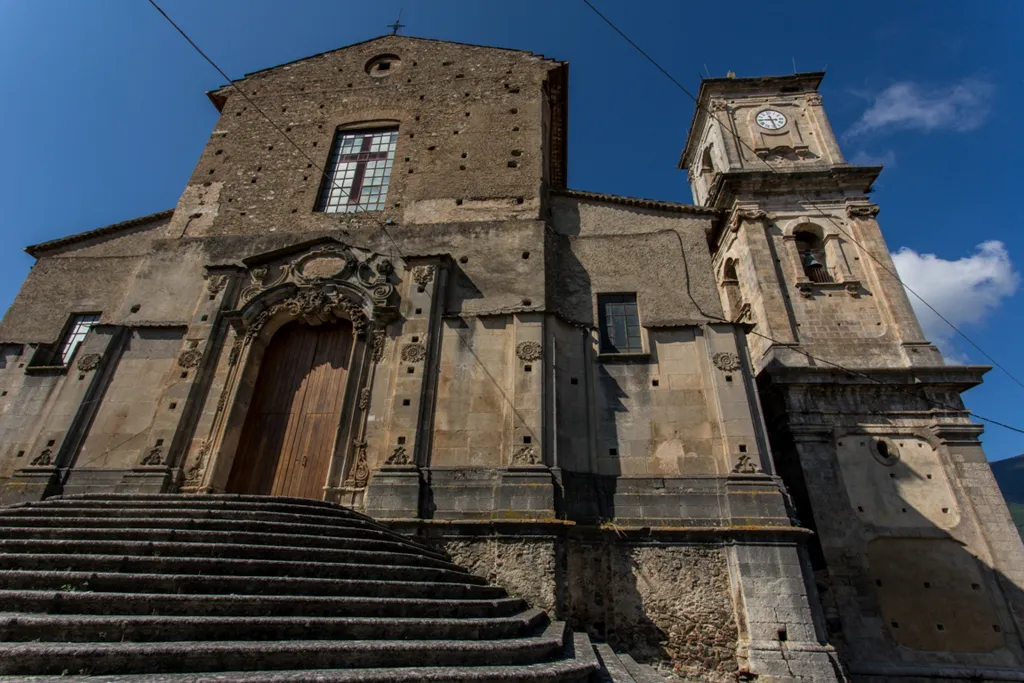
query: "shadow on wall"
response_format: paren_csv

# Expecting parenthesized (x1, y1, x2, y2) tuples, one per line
(790, 438, 1024, 673)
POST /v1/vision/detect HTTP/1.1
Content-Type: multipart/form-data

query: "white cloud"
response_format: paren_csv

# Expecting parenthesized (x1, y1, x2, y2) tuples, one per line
(891, 241, 1018, 361)
(846, 78, 993, 138)
(849, 149, 896, 167)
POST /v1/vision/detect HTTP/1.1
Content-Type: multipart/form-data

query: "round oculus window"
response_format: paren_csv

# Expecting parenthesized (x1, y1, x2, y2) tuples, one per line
(365, 54, 401, 77)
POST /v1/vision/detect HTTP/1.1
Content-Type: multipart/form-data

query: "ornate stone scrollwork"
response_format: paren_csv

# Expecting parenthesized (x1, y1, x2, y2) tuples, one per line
(401, 343, 426, 363)
(178, 349, 203, 369)
(385, 445, 410, 465)
(371, 327, 387, 363)
(511, 445, 539, 466)
(806, 94, 823, 106)
(846, 204, 880, 220)
(344, 440, 371, 488)
(30, 449, 53, 467)
(712, 352, 741, 372)
(235, 242, 401, 344)
(205, 274, 228, 295)
(729, 208, 768, 232)
(140, 446, 163, 466)
(412, 265, 435, 289)
(358, 387, 371, 411)
(76, 353, 102, 372)
(732, 452, 760, 474)
(183, 440, 210, 487)
(516, 341, 543, 362)
(227, 339, 243, 367)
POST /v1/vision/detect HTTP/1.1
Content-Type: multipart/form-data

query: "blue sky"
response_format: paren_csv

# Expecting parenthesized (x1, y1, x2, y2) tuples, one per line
(1, 0, 1022, 458)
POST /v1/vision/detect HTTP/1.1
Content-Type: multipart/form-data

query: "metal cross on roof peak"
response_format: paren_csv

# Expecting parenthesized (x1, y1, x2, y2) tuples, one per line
(386, 10, 405, 36)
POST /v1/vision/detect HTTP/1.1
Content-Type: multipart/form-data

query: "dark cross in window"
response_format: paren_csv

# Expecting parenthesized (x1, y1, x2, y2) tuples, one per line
(334, 133, 390, 209)
(386, 10, 405, 36)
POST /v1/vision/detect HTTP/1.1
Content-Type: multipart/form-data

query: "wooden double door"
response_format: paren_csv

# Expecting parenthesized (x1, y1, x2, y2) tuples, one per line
(227, 320, 353, 499)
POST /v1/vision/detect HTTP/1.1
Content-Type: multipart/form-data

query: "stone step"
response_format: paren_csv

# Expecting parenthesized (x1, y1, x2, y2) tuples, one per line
(0, 553, 489, 584)
(591, 644, 669, 683)
(0, 514, 449, 560)
(0, 608, 548, 643)
(0, 589, 527, 619)
(0, 570, 507, 600)
(7, 632, 600, 682)
(23, 494, 368, 518)
(0, 524, 436, 559)
(0, 620, 570, 677)
(0, 538, 461, 572)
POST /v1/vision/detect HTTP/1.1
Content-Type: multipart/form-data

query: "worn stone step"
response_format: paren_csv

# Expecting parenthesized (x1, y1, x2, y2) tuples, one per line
(0, 553, 489, 584)
(0, 538, 461, 572)
(8, 632, 600, 682)
(0, 524, 435, 558)
(0, 570, 507, 600)
(0, 609, 547, 643)
(0, 514, 449, 561)
(0, 620, 569, 676)
(48, 493, 376, 520)
(592, 644, 668, 682)
(0, 589, 527, 619)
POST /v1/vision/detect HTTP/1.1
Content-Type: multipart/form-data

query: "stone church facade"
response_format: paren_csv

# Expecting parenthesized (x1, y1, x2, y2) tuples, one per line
(0, 35, 1022, 681)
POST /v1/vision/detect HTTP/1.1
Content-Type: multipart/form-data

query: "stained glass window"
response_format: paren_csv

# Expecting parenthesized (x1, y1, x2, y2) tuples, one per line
(316, 128, 398, 213)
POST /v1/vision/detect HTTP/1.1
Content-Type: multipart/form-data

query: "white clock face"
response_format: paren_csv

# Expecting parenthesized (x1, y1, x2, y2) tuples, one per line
(756, 110, 787, 130)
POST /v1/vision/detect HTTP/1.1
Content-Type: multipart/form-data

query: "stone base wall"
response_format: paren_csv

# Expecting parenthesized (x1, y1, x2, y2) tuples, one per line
(421, 530, 742, 682)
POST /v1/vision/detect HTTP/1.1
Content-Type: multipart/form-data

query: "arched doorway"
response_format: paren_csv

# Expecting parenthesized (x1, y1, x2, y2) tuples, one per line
(226, 320, 353, 499)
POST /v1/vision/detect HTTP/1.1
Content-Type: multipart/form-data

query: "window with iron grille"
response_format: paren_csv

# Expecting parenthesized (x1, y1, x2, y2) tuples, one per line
(59, 313, 100, 365)
(316, 128, 398, 213)
(598, 294, 643, 354)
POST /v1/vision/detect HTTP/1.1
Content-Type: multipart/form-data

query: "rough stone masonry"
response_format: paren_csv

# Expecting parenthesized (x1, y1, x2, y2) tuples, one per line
(0, 34, 1022, 682)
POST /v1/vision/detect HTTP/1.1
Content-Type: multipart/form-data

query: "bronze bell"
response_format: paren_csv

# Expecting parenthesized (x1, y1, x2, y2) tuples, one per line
(804, 251, 822, 268)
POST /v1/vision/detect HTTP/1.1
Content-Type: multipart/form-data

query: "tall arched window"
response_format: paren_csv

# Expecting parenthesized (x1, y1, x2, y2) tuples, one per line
(794, 228, 832, 283)
(722, 258, 744, 320)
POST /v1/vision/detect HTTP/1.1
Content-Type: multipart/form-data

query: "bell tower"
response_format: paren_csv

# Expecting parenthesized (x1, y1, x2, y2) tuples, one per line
(682, 73, 1024, 676)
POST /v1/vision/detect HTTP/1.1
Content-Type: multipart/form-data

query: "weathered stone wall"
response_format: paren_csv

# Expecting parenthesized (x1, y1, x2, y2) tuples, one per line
(439, 537, 559, 615)
(568, 541, 739, 682)
(177, 35, 563, 240)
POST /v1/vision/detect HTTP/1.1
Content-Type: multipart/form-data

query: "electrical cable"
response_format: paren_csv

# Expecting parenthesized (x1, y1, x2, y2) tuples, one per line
(146, 0, 407, 258)
(580, 0, 1024, 393)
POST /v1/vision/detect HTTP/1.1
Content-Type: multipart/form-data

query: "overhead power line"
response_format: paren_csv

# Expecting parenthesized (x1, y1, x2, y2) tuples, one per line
(146, 0, 407, 258)
(580, 0, 1024, 394)
(146, 0, 1024, 437)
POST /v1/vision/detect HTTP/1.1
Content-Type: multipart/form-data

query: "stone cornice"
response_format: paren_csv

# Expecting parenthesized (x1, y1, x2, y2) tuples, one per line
(25, 210, 174, 258)
(553, 189, 719, 216)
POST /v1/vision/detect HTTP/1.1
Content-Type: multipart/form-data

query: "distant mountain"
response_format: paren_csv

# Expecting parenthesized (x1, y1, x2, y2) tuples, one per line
(991, 453, 1024, 540)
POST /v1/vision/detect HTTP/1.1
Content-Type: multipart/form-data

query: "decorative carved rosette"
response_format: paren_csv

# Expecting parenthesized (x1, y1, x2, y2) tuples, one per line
(76, 353, 102, 372)
(846, 204, 880, 220)
(511, 445, 539, 466)
(515, 341, 542, 362)
(712, 352, 741, 372)
(385, 446, 410, 466)
(178, 349, 203, 369)
(401, 343, 426, 363)
(140, 446, 163, 466)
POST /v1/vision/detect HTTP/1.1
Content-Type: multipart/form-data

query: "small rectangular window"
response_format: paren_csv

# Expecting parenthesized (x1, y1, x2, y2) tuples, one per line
(316, 128, 398, 213)
(59, 313, 100, 365)
(598, 293, 643, 354)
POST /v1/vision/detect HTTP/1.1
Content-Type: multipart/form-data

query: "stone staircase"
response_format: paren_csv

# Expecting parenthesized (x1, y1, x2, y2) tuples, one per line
(0, 494, 667, 682)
